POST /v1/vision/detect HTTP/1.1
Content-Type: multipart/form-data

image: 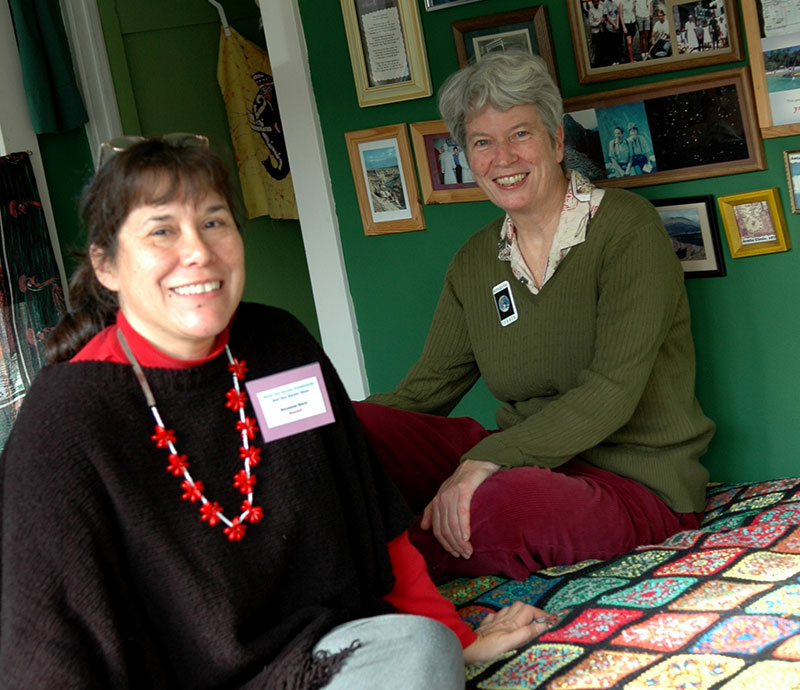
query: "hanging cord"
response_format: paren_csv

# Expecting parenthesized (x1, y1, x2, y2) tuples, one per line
(207, 0, 231, 36)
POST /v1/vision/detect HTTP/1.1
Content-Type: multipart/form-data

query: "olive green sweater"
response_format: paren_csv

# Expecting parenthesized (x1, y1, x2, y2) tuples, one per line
(369, 189, 715, 513)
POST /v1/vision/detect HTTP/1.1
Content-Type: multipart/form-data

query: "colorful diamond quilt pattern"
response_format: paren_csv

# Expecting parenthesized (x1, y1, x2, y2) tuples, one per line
(439, 479, 800, 689)
(609, 612, 719, 652)
(623, 654, 744, 689)
(478, 644, 583, 689)
(690, 615, 800, 655)
(546, 650, 661, 689)
(539, 608, 643, 643)
(598, 577, 696, 608)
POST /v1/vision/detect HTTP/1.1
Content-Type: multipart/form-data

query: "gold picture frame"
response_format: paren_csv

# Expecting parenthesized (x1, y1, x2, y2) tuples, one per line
(717, 188, 791, 258)
(340, 0, 432, 108)
(344, 124, 426, 236)
(785, 150, 800, 214)
(567, 0, 742, 85)
(409, 120, 487, 204)
(741, 0, 800, 139)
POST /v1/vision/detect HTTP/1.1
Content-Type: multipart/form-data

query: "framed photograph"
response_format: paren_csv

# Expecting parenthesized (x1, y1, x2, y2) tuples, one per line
(567, 0, 742, 85)
(562, 67, 765, 190)
(785, 150, 800, 214)
(340, 0, 432, 107)
(409, 120, 487, 204)
(717, 188, 791, 258)
(424, 0, 485, 11)
(451, 7, 557, 81)
(344, 124, 426, 236)
(741, 0, 800, 138)
(652, 196, 726, 277)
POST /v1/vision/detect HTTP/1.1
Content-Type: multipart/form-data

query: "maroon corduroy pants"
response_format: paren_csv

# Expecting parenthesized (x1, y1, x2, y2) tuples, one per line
(354, 402, 700, 581)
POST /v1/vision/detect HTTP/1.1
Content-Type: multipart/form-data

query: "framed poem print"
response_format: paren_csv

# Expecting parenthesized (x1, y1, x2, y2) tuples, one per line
(344, 124, 425, 236)
(409, 120, 487, 204)
(717, 188, 791, 258)
(562, 67, 765, 190)
(340, 0, 432, 107)
(785, 150, 800, 213)
(567, 0, 742, 85)
(652, 196, 726, 277)
(741, 0, 800, 138)
(451, 7, 557, 82)
(424, 0, 485, 11)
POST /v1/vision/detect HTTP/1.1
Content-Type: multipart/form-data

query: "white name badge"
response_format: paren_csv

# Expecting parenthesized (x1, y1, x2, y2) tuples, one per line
(245, 362, 335, 442)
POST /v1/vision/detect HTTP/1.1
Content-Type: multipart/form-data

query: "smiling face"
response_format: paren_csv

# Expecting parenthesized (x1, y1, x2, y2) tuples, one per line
(93, 190, 245, 360)
(464, 103, 567, 220)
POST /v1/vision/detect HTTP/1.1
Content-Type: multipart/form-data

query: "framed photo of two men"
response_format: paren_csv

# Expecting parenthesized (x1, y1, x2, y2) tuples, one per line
(568, 0, 743, 84)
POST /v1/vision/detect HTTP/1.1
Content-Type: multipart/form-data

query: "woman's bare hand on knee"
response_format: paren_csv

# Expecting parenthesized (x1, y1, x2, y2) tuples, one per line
(420, 459, 499, 559)
(463, 602, 549, 664)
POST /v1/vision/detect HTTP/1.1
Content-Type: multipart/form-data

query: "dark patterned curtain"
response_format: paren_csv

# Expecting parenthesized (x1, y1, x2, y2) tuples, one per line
(0, 152, 65, 450)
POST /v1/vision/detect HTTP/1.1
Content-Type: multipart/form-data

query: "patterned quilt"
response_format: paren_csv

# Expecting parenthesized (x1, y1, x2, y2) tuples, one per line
(441, 477, 800, 689)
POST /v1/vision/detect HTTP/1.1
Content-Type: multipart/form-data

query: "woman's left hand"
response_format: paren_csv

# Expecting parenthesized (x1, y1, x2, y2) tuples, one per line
(463, 602, 549, 665)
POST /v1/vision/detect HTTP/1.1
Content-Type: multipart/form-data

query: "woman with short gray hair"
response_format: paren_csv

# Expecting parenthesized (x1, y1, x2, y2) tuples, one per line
(358, 50, 714, 583)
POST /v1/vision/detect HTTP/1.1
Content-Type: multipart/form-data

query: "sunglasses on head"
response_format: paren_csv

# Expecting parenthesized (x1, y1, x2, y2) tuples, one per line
(97, 133, 209, 169)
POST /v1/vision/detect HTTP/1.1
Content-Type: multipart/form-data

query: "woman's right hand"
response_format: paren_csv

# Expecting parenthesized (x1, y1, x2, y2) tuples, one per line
(463, 602, 549, 665)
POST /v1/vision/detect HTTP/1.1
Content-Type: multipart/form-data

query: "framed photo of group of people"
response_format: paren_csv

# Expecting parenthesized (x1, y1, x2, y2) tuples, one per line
(568, 0, 742, 84)
(562, 67, 765, 189)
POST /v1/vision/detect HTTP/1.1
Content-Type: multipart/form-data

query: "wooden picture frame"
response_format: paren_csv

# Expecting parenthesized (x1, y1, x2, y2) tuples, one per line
(652, 196, 726, 277)
(451, 6, 557, 82)
(562, 67, 765, 190)
(741, 0, 800, 138)
(344, 125, 425, 236)
(409, 120, 487, 204)
(717, 188, 791, 258)
(567, 0, 742, 84)
(340, 0, 432, 107)
(785, 150, 800, 214)
(424, 0, 485, 11)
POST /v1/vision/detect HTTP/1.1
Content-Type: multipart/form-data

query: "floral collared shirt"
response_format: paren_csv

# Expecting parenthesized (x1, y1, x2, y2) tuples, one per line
(497, 170, 605, 295)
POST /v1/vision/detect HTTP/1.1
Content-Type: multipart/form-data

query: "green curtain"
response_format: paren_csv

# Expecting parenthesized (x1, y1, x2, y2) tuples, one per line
(7, 0, 88, 133)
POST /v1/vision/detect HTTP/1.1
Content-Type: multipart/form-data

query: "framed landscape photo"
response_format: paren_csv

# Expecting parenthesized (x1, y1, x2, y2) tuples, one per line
(562, 67, 765, 190)
(741, 0, 800, 138)
(409, 120, 487, 204)
(424, 0, 485, 11)
(785, 150, 800, 213)
(652, 196, 726, 277)
(717, 188, 791, 258)
(344, 124, 426, 236)
(340, 0, 432, 107)
(567, 0, 742, 85)
(451, 7, 557, 82)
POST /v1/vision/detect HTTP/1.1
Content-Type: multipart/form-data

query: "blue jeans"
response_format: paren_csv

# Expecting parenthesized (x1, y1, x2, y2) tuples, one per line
(314, 614, 464, 689)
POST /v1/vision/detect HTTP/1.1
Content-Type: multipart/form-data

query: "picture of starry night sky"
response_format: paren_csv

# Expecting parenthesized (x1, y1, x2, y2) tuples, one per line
(645, 84, 748, 171)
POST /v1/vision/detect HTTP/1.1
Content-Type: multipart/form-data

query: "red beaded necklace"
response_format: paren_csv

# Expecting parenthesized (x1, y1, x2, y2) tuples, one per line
(118, 330, 264, 541)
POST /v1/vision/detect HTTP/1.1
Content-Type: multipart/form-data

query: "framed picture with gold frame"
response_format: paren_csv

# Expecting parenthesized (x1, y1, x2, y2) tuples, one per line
(340, 0, 432, 107)
(717, 188, 791, 258)
(567, 0, 742, 85)
(785, 150, 800, 214)
(344, 124, 426, 236)
(741, 0, 800, 139)
(409, 120, 487, 204)
(450, 6, 557, 82)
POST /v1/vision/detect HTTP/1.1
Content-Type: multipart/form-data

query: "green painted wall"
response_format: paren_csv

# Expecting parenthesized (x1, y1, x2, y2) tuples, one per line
(297, 0, 800, 483)
(43, 0, 319, 340)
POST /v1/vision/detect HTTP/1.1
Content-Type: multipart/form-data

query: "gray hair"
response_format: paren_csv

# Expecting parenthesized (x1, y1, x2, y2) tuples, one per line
(438, 51, 564, 153)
